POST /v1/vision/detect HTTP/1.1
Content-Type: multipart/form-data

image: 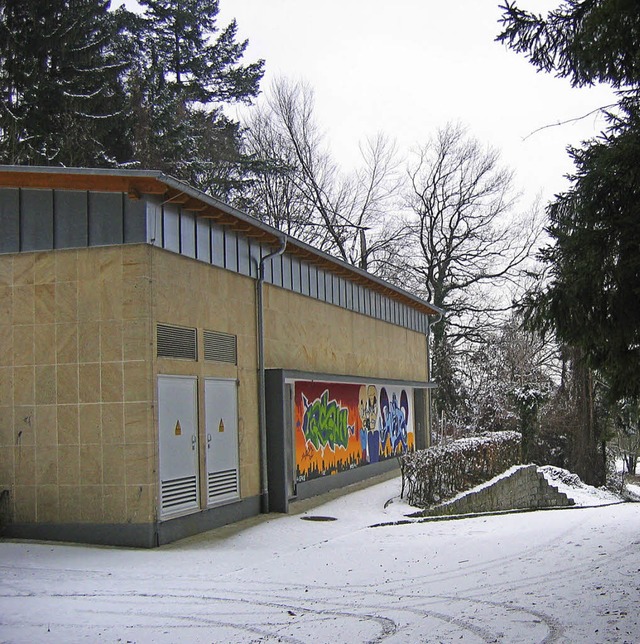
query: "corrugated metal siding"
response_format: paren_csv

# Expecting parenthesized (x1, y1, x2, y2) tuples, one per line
(211, 225, 225, 268)
(237, 234, 251, 277)
(21, 189, 53, 251)
(124, 195, 147, 242)
(0, 188, 19, 253)
(196, 217, 211, 263)
(55, 190, 88, 248)
(0, 187, 146, 252)
(162, 203, 180, 253)
(225, 230, 238, 273)
(181, 211, 196, 258)
(88, 192, 123, 246)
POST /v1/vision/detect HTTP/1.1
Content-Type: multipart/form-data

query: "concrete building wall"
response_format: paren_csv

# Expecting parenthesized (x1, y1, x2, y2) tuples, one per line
(0, 245, 155, 529)
(0, 169, 440, 546)
(263, 285, 428, 382)
(149, 249, 430, 505)
(0, 243, 431, 542)
(150, 248, 260, 500)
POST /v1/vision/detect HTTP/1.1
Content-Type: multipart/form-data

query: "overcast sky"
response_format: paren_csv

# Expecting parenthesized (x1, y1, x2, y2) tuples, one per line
(217, 0, 614, 206)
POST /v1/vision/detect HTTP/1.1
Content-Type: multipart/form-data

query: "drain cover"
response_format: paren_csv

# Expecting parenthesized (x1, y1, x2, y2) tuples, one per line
(300, 515, 337, 522)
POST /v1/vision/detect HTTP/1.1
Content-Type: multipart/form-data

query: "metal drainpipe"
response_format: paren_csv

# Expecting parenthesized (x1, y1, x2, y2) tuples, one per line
(256, 236, 287, 514)
(426, 311, 443, 447)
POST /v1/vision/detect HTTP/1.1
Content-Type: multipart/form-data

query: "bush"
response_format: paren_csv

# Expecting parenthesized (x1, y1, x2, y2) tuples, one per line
(401, 431, 522, 507)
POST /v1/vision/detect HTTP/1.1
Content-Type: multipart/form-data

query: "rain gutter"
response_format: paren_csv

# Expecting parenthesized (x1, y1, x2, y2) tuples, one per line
(256, 235, 288, 513)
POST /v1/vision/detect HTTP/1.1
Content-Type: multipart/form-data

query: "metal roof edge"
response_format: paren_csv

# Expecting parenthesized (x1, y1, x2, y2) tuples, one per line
(268, 368, 438, 389)
(0, 164, 165, 179)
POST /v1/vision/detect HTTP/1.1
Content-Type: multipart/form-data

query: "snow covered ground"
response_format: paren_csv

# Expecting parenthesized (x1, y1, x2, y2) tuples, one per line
(1, 474, 639, 643)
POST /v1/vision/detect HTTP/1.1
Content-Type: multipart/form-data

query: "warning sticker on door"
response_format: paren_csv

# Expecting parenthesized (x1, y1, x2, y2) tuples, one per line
(175, 420, 182, 436)
(218, 419, 225, 433)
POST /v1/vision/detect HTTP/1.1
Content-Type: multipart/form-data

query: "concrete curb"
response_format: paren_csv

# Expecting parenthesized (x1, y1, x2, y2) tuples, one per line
(369, 499, 630, 529)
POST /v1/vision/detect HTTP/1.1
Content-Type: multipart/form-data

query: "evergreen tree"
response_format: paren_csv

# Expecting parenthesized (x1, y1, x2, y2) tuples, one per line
(498, 0, 640, 401)
(131, 0, 264, 197)
(498, 0, 640, 483)
(0, 0, 131, 166)
(0, 0, 263, 191)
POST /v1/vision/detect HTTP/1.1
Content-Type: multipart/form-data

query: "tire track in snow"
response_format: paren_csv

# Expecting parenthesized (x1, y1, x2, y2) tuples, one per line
(0, 588, 398, 644)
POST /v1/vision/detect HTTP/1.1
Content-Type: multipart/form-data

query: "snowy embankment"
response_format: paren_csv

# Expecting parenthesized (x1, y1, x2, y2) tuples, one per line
(394, 463, 625, 516)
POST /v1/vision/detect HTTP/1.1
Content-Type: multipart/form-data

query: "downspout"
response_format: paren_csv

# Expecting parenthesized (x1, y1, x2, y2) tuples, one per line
(426, 310, 443, 447)
(256, 235, 287, 514)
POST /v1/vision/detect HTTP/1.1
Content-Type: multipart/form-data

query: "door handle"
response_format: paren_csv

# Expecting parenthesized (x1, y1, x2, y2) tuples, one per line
(207, 433, 212, 449)
(191, 435, 197, 451)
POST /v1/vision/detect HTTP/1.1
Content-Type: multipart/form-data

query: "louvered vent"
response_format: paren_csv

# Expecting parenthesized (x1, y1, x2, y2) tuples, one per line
(203, 330, 237, 364)
(208, 469, 238, 501)
(157, 324, 197, 360)
(161, 475, 198, 512)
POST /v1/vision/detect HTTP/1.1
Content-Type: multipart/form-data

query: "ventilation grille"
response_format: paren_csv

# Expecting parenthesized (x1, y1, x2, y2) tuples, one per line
(204, 330, 237, 364)
(161, 475, 198, 512)
(157, 324, 197, 360)
(208, 469, 238, 501)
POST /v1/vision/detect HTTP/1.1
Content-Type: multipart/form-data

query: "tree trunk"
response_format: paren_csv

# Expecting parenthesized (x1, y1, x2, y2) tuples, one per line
(570, 349, 605, 486)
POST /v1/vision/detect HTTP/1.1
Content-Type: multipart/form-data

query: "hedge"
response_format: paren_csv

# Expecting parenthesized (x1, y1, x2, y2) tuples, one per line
(401, 431, 522, 507)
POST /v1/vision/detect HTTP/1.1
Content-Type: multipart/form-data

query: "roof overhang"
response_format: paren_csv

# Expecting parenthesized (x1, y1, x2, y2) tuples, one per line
(0, 165, 443, 318)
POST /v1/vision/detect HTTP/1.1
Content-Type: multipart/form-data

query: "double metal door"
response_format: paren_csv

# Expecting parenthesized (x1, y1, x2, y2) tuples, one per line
(158, 376, 240, 518)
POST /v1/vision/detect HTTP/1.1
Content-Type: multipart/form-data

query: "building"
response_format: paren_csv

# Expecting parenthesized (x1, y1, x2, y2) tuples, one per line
(0, 166, 441, 547)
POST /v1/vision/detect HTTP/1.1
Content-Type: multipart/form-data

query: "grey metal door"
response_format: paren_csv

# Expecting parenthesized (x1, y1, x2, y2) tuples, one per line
(204, 378, 239, 505)
(158, 375, 199, 518)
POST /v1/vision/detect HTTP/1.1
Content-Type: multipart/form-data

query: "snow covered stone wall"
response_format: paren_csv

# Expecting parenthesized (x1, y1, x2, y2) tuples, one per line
(424, 465, 575, 516)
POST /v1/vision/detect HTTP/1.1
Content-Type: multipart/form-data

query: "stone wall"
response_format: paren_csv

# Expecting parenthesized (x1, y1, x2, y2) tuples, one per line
(426, 465, 574, 516)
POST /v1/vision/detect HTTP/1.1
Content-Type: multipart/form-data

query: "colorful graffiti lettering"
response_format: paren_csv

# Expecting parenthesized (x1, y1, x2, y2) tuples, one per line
(295, 381, 415, 482)
(301, 390, 353, 451)
(380, 388, 410, 454)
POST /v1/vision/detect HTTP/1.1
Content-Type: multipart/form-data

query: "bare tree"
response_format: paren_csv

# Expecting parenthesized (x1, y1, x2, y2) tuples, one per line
(241, 93, 316, 238)
(404, 123, 541, 342)
(243, 78, 406, 272)
(402, 123, 543, 427)
(613, 399, 640, 476)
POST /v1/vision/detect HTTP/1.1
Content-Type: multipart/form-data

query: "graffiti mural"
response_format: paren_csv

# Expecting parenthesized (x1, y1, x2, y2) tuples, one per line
(294, 380, 414, 482)
(301, 390, 353, 451)
(380, 388, 410, 454)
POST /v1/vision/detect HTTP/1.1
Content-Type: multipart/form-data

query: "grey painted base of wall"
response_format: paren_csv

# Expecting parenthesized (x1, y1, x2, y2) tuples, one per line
(157, 495, 261, 545)
(294, 458, 400, 502)
(2, 496, 262, 548)
(2, 521, 157, 548)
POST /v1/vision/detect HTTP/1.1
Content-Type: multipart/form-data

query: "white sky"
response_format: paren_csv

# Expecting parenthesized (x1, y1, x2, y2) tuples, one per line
(218, 0, 615, 205)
